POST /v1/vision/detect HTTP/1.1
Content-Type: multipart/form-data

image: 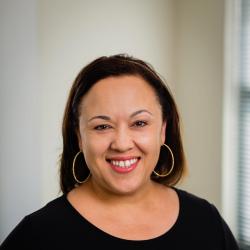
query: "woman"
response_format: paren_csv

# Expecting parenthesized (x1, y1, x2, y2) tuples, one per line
(0, 54, 239, 249)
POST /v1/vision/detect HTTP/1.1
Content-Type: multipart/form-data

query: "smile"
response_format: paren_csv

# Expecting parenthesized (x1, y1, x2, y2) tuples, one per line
(111, 158, 137, 168)
(107, 157, 140, 173)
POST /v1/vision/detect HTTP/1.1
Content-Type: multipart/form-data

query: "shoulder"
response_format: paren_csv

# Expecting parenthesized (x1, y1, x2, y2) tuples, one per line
(0, 195, 68, 249)
(29, 194, 67, 219)
(174, 187, 222, 223)
(24, 194, 72, 231)
(173, 187, 239, 249)
(174, 187, 210, 204)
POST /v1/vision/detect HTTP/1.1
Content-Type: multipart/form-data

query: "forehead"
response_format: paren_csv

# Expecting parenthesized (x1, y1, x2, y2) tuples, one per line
(79, 75, 161, 116)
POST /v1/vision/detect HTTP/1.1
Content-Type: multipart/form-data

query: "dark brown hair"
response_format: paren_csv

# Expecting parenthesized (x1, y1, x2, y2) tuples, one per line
(60, 54, 186, 194)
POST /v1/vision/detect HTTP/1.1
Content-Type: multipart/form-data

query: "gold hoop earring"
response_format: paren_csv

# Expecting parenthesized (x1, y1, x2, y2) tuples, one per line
(153, 144, 174, 177)
(72, 151, 90, 184)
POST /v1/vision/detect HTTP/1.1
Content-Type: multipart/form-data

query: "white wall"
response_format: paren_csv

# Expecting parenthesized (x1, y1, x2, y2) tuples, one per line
(0, 0, 43, 242)
(175, 0, 225, 211)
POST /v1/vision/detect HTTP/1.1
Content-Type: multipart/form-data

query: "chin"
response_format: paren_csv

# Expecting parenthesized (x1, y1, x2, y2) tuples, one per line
(107, 179, 145, 196)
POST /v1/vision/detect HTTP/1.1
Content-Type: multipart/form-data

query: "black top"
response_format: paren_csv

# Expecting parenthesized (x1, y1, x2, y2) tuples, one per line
(0, 188, 239, 250)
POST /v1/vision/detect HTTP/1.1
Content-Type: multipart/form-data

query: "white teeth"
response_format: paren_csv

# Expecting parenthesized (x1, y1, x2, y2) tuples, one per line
(125, 160, 130, 167)
(110, 158, 138, 168)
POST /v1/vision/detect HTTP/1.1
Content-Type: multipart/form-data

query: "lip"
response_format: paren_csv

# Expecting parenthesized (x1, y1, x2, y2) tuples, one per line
(106, 157, 140, 174)
(108, 156, 139, 161)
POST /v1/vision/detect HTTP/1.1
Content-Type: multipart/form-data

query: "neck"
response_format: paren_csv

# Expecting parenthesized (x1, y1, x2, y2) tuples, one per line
(80, 178, 160, 207)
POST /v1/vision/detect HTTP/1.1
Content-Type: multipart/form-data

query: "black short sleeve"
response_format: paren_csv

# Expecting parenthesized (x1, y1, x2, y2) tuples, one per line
(0, 216, 38, 250)
(209, 204, 239, 250)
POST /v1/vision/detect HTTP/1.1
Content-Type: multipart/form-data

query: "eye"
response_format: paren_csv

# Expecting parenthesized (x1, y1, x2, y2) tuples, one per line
(94, 124, 112, 130)
(133, 120, 148, 127)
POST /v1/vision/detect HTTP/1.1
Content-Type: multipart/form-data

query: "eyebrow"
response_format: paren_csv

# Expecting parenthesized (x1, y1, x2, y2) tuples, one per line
(130, 109, 153, 118)
(88, 109, 153, 122)
(88, 115, 111, 122)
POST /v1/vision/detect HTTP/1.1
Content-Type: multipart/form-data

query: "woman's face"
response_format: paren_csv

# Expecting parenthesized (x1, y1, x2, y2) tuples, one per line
(78, 75, 166, 195)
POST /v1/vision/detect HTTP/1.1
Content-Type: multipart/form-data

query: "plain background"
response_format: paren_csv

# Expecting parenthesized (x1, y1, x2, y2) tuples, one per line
(0, 0, 227, 243)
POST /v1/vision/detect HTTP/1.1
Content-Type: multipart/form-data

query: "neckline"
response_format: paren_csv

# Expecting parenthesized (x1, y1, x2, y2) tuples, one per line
(62, 186, 183, 243)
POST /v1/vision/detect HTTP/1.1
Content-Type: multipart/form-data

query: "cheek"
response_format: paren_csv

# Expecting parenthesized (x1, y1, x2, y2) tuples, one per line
(81, 134, 110, 159)
(135, 129, 162, 153)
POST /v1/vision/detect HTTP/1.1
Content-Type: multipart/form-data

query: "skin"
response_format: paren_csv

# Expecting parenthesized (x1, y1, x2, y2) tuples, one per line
(67, 75, 179, 240)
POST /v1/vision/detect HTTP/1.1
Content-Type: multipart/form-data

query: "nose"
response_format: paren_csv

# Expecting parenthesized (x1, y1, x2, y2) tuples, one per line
(110, 126, 134, 152)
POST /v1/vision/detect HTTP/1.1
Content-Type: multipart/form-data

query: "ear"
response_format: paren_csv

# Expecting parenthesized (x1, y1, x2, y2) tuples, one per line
(160, 120, 167, 144)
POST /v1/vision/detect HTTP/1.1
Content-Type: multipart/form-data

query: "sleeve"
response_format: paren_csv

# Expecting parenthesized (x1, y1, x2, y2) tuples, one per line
(0, 216, 38, 250)
(210, 204, 239, 250)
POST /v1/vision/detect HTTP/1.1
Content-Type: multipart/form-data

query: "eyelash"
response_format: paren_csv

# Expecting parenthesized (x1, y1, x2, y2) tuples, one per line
(132, 120, 148, 127)
(93, 120, 148, 131)
(94, 124, 112, 130)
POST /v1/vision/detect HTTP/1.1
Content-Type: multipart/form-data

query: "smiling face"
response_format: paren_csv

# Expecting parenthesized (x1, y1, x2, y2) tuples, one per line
(77, 75, 166, 195)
